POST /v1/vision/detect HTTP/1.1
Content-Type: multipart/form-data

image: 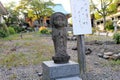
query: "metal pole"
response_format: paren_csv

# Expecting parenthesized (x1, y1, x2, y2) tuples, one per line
(77, 35, 86, 79)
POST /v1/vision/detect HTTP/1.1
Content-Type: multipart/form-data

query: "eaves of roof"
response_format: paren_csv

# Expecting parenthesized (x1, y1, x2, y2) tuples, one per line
(52, 4, 69, 15)
(0, 1, 8, 15)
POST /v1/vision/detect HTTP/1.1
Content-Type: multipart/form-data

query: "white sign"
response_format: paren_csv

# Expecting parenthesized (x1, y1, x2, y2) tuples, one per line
(70, 0, 92, 35)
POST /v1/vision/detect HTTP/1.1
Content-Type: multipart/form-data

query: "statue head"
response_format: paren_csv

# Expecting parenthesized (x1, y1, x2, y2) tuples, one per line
(50, 12, 67, 28)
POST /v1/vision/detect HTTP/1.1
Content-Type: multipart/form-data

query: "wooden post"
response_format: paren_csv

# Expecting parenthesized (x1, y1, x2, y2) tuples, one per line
(77, 35, 86, 79)
(113, 20, 117, 33)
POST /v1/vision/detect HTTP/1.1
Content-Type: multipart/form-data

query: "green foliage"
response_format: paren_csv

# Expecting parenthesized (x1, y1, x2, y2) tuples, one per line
(107, 3, 117, 14)
(40, 29, 49, 34)
(16, 0, 54, 19)
(94, 12, 102, 19)
(5, 3, 19, 27)
(113, 32, 120, 44)
(8, 27, 16, 35)
(0, 23, 9, 38)
(0, 30, 9, 38)
(91, 0, 115, 29)
(10, 25, 24, 33)
(29, 0, 54, 17)
(105, 20, 114, 31)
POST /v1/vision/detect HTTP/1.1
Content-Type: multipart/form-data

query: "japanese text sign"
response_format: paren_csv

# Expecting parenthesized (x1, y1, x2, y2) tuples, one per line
(70, 0, 92, 35)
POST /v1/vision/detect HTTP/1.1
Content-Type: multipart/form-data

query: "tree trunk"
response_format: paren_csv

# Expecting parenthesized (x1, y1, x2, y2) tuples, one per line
(103, 15, 106, 31)
(102, 8, 106, 31)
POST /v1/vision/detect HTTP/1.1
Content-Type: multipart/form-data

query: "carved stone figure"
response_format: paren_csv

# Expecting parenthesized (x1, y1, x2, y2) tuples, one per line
(50, 12, 70, 64)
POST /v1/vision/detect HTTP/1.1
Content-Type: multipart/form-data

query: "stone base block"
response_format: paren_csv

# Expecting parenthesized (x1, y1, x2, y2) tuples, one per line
(56, 76, 82, 80)
(42, 61, 82, 80)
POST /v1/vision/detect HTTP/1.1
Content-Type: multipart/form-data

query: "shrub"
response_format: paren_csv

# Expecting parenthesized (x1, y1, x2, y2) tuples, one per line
(8, 27, 16, 35)
(39, 26, 51, 34)
(105, 21, 114, 32)
(0, 23, 9, 38)
(10, 25, 24, 33)
(113, 32, 120, 44)
(0, 30, 9, 38)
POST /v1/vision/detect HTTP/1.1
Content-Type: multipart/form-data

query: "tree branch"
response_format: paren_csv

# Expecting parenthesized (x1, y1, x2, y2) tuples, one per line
(105, 0, 112, 7)
(91, 0, 103, 15)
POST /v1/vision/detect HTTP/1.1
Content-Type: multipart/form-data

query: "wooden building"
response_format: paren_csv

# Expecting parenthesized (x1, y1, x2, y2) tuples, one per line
(27, 4, 70, 28)
(0, 1, 7, 23)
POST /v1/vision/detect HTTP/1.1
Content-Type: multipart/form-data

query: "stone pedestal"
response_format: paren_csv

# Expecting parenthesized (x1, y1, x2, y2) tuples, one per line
(42, 61, 82, 80)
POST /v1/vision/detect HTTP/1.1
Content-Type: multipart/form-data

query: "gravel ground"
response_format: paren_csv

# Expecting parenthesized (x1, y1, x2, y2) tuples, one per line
(0, 35, 120, 80)
(68, 40, 120, 80)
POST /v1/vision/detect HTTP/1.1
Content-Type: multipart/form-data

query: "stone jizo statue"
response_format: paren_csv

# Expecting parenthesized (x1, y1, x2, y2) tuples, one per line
(50, 12, 70, 64)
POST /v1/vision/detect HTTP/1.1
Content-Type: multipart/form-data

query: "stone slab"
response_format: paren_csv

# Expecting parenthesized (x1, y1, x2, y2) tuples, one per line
(99, 32, 107, 36)
(42, 61, 80, 80)
(56, 76, 82, 80)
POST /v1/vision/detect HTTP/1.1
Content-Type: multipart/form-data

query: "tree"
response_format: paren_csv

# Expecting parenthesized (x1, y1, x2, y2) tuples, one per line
(91, 0, 113, 30)
(3, 2, 20, 26)
(29, 0, 54, 25)
(16, 0, 54, 26)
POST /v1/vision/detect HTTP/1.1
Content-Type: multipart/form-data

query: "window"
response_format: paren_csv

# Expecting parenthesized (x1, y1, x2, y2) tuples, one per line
(118, 16, 120, 20)
(101, 21, 103, 23)
(112, 17, 114, 20)
(97, 22, 100, 25)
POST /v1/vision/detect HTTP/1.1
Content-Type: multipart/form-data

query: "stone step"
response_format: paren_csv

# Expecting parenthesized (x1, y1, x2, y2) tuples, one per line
(56, 76, 82, 80)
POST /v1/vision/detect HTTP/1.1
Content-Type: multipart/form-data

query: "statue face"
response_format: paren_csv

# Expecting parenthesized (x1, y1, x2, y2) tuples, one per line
(53, 13, 67, 27)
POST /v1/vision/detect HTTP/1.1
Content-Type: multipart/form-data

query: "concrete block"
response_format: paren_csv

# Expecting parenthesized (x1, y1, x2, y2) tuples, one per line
(56, 76, 82, 80)
(42, 61, 80, 80)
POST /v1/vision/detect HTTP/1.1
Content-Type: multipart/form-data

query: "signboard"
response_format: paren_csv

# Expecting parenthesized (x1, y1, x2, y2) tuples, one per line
(70, 0, 92, 35)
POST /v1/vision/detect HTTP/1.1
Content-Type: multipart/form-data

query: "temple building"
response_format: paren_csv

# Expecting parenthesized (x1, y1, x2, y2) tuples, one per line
(26, 4, 70, 28)
(43, 4, 70, 27)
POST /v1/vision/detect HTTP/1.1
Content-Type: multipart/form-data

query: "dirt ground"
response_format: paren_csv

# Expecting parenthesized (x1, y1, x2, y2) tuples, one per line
(0, 33, 120, 80)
